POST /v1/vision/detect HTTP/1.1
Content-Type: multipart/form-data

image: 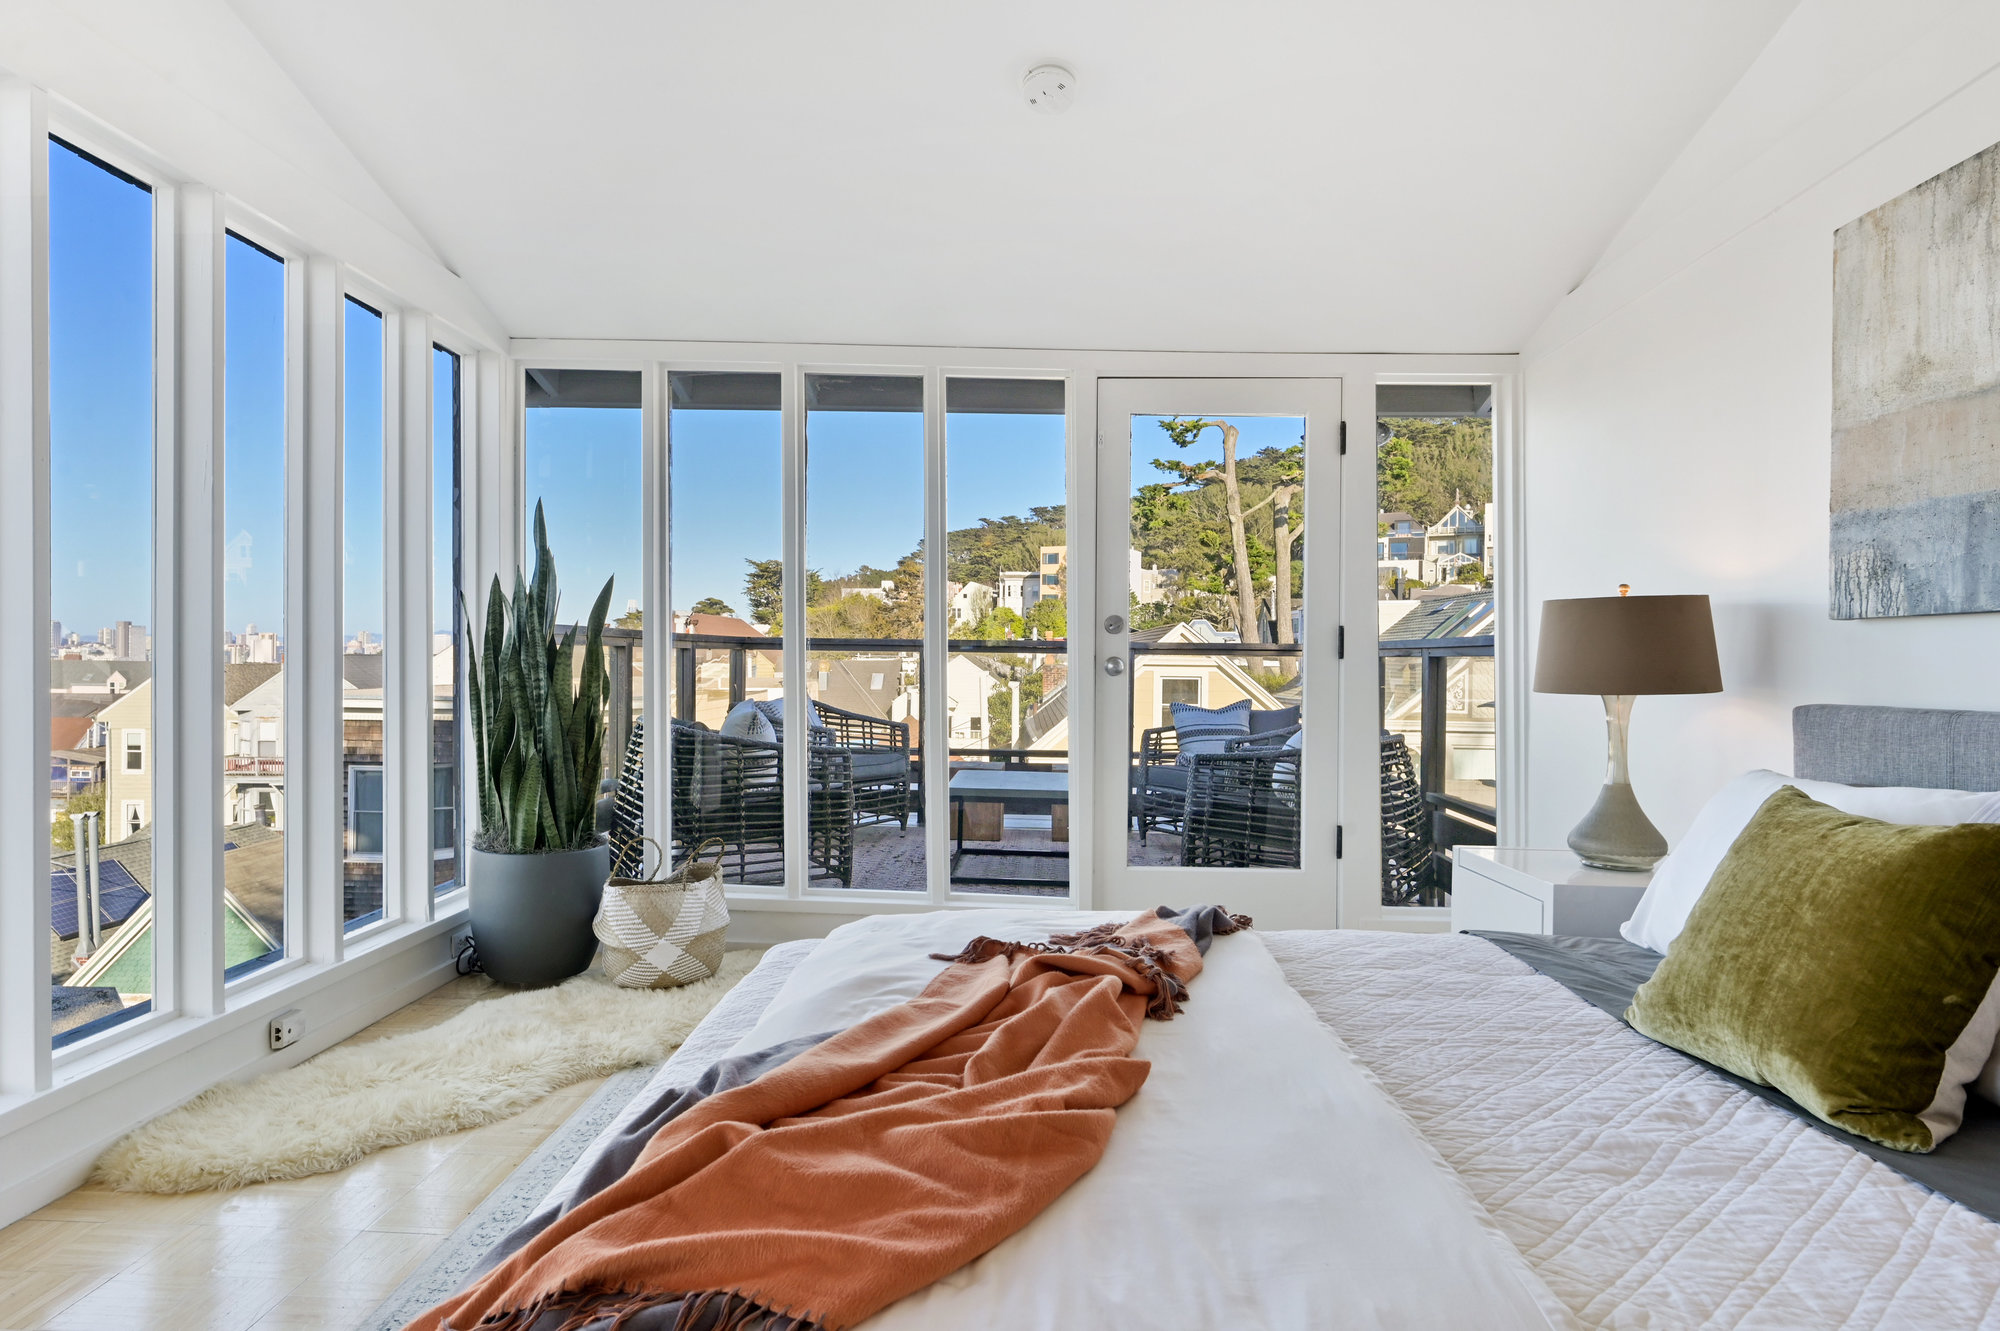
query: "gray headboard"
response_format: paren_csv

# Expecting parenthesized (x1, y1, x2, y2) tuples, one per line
(1794, 705, 2000, 790)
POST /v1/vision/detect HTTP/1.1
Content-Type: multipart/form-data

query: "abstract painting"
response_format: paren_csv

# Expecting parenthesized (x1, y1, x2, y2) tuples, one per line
(1830, 139, 2000, 619)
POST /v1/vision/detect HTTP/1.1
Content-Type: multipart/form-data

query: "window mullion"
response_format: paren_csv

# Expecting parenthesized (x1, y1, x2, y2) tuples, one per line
(779, 366, 805, 898)
(921, 369, 948, 904)
(158, 183, 226, 1016)
(642, 364, 668, 876)
(303, 259, 344, 964)
(381, 308, 426, 925)
(0, 79, 53, 1092)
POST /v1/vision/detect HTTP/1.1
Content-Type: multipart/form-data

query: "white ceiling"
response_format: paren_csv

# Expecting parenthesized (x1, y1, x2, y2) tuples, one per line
(226, 0, 1801, 353)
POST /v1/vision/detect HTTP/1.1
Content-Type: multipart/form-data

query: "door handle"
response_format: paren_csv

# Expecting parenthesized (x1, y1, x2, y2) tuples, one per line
(1103, 657, 1126, 677)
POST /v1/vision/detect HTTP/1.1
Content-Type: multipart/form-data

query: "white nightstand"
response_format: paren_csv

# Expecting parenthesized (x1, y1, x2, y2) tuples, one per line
(1451, 848, 1652, 938)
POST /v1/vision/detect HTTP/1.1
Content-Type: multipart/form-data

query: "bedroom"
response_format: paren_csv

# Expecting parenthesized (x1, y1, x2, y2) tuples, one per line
(3, 0, 2000, 1326)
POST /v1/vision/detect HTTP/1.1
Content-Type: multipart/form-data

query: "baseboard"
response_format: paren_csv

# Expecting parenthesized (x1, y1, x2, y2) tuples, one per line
(0, 925, 464, 1227)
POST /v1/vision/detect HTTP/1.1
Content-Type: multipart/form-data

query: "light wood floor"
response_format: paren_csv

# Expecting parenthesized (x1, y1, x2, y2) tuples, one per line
(0, 973, 602, 1331)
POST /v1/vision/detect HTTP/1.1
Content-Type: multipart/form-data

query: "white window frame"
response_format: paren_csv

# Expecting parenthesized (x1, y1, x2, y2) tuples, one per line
(121, 728, 146, 773)
(0, 82, 505, 1157)
(1158, 674, 1204, 729)
(345, 763, 384, 864)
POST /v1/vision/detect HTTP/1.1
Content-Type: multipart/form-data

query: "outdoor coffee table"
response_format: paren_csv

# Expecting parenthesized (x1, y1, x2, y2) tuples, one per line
(948, 770, 1069, 889)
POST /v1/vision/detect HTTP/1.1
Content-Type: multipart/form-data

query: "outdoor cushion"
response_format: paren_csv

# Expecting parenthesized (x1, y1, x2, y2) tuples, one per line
(1143, 765, 1189, 793)
(1171, 700, 1252, 766)
(720, 700, 776, 744)
(1249, 705, 1301, 734)
(848, 751, 910, 782)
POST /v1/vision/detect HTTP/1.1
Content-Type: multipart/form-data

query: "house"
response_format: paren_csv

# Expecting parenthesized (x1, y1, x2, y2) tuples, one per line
(1424, 503, 1486, 582)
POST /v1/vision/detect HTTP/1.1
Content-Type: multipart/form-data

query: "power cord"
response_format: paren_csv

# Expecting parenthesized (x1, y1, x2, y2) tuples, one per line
(455, 934, 484, 976)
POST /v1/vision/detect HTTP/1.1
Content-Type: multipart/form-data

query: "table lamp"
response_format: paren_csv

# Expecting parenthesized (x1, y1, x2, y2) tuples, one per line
(1533, 588, 1722, 870)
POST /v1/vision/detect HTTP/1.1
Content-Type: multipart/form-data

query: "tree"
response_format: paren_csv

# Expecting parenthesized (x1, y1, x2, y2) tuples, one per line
(687, 596, 735, 617)
(1377, 417, 1491, 523)
(744, 558, 822, 627)
(965, 607, 1026, 642)
(1023, 595, 1066, 639)
(613, 608, 643, 629)
(1158, 417, 1260, 640)
(52, 782, 105, 851)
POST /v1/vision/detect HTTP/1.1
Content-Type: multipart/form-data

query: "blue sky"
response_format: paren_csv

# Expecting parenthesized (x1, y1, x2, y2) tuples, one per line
(223, 237, 286, 638)
(49, 144, 1301, 650)
(434, 348, 459, 636)
(1129, 413, 1306, 493)
(525, 405, 1070, 618)
(343, 299, 385, 641)
(49, 142, 153, 640)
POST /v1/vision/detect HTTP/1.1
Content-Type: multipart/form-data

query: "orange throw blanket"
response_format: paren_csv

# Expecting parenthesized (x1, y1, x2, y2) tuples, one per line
(408, 909, 1246, 1331)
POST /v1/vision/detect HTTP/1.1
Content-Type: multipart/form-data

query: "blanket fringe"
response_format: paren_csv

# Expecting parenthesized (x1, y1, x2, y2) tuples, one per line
(928, 909, 1252, 1021)
(455, 1285, 825, 1331)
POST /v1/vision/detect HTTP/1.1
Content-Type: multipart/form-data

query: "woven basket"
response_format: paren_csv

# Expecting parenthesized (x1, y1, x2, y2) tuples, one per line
(592, 838, 730, 988)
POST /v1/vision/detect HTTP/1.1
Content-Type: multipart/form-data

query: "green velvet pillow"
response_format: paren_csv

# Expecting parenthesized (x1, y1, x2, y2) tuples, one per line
(1626, 785, 2000, 1152)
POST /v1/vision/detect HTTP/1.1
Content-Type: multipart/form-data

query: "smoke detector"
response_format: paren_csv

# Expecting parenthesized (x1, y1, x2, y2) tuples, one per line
(1022, 64, 1076, 115)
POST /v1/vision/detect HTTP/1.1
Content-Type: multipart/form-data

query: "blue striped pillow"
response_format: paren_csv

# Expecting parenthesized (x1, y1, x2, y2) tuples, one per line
(1171, 700, 1252, 765)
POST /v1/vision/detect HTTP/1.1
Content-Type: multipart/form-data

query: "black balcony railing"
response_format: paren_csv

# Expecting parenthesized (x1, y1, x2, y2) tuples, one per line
(1378, 631, 1496, 904)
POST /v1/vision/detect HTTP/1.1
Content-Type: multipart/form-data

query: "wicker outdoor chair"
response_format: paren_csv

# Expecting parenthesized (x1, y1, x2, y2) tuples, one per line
(809, 700, 915, 829)
(1380, 732, 1436, 904)
(607, 718, 857, 888)
(1178, 742, 1303, 868)
(1135, 707, 1301, 843)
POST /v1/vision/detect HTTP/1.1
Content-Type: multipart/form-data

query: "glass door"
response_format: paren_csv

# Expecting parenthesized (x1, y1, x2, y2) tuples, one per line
(1092, 379, 1342, 928)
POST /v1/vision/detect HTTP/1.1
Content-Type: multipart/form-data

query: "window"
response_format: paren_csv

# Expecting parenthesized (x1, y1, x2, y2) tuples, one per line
(342, 298, 386, 927)
(667, 371, 781, 884)
(1043, 552, 1060, 565)
(1378, 396, 1499, 907)
(47, 137, 158, 1041)
(525, 367, 644, 800)
(223, 231, 287, 973)
(1160, 677, 1201, 729)
(347, 766, 384, 860)
(431, 764, 456, 860)
(807, 373, 924, 891)
(433, 347, 461, 892)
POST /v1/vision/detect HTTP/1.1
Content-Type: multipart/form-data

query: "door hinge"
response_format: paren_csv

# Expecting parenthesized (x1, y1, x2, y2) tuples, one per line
(1337, 625, 1345, 659)
(1336, 825, 1344, 858)
(1339, 420, 1348, 455)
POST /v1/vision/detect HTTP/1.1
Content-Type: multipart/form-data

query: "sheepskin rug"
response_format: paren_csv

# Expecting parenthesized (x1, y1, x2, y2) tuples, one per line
(93, 950, 765, 1193)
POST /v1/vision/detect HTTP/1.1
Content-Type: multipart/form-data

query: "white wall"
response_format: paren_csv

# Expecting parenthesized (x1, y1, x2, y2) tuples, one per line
(1521, 1, 2000, 849)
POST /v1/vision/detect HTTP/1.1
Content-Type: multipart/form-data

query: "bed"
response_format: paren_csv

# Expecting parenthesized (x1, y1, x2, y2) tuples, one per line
(467, 704, 2000, 1329)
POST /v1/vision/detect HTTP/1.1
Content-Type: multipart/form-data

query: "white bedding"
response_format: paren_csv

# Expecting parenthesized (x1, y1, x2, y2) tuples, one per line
(553, 923, 2000, 1330)
(1265, 930, 2000, 1331)
(556, 911, 1569, 1330)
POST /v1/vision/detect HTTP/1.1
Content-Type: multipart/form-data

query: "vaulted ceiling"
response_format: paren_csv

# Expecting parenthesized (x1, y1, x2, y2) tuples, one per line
(226, 0, 1801, 352)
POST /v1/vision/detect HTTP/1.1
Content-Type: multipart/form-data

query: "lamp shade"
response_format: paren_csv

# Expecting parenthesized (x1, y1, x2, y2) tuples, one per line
(1533, 594, 1722, 696)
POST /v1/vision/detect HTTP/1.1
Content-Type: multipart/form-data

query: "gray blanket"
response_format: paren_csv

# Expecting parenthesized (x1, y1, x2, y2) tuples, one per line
(1470, 930, 2000, 1225)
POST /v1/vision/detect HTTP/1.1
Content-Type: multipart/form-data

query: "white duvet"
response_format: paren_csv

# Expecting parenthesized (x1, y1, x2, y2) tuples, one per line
(1265, 930, 2000, 1331)
(740, 909, 1570, 1331)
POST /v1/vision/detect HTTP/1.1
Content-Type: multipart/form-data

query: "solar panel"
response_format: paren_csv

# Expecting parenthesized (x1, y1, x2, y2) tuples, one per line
(47, 863, 150, 941)
(50, 870, 81, 941)
(223, 841, 239, 851)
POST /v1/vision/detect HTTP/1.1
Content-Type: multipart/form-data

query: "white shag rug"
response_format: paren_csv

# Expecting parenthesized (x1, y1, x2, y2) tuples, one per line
(92, 950, 765, 1193)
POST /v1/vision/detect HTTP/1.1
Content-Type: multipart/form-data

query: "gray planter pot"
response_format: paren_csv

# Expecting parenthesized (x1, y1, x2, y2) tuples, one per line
(467, 842, 610, 987)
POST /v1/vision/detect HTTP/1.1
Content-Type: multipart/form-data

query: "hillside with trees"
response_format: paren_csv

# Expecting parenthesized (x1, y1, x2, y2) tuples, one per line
(1377, 417, 1492, 523)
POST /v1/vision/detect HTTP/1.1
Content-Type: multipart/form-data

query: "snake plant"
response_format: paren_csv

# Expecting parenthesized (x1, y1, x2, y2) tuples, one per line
(464, 502, 616, 853)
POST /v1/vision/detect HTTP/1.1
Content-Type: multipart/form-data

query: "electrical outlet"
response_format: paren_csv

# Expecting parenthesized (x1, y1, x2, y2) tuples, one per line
(269, 1009, 302, 1051)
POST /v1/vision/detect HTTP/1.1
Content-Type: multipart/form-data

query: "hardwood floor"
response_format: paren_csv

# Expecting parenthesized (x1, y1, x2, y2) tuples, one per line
(0, 973, 603, 1330)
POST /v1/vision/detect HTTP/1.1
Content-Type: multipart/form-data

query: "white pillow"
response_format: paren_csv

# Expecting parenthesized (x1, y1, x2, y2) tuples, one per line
(1620, 770, 2000, 956)
(719, 700, 776, 744)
